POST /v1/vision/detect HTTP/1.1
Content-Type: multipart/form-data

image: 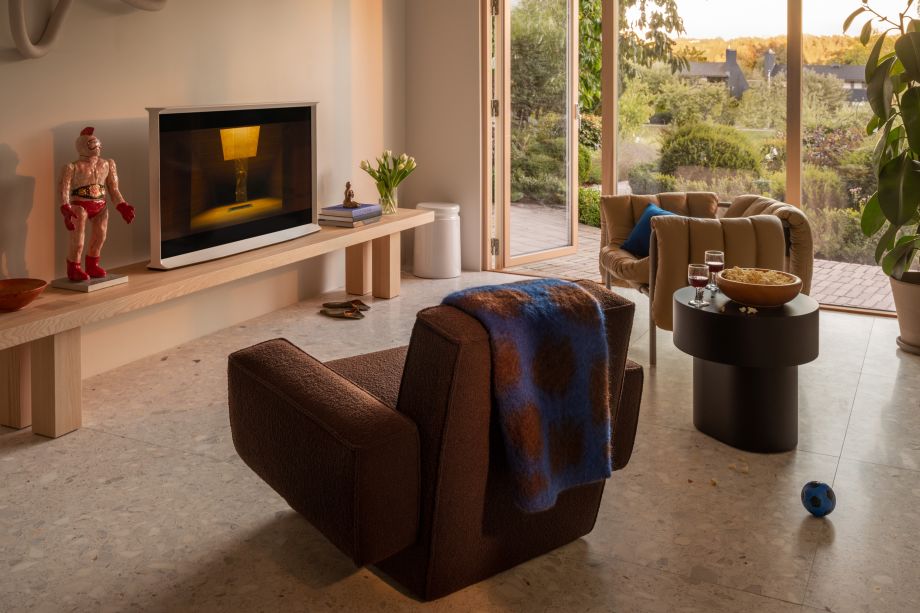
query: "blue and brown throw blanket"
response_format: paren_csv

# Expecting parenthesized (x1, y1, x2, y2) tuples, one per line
(443, 279, 611, 513)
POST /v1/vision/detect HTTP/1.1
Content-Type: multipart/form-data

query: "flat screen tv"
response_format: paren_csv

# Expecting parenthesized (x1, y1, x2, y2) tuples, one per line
(148, 102, 319, 269)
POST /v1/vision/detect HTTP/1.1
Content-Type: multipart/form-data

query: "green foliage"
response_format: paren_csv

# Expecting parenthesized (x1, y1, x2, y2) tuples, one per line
(627, 163, 677, 194)
(802, 69, 851, 123)
(802, 164, 849, 210)
(511, 112, 567, 204)
(735, 77, 787, 130)
(578, 187, 602, 227)
(807, 205, 878, 264)
(579, 113, 602, 150)
(510, 0, 567, 121)
(838, 148, 878, 206)
(617, 81, 654, 137)
(579, 145, 593, 185)
(659, 123, 761, 175)
(579, 0, 688, 114)
(803, 125, 867, 167)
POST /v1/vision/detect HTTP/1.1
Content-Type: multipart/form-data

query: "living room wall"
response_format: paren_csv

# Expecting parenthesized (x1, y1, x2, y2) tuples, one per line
(0, 0, 406, 376)
(401, 0, 482, 271)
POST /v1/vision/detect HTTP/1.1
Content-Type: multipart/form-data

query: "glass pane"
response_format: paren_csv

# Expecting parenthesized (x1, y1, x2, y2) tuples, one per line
(802, 0, 900, 311)
(615, 1, 786, 204)
(509, 0, 573, 258)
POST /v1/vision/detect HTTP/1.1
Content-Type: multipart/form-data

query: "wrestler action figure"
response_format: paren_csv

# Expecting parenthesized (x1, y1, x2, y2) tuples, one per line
(59, 127, 135, 281)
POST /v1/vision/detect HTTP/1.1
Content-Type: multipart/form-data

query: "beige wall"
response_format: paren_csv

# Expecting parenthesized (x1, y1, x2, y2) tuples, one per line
(0, 0, 405, 377)
(401, 0, 482, 271)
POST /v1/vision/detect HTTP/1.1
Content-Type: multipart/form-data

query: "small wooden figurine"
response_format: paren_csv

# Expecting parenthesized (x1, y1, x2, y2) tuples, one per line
(342, 181, 358, 208)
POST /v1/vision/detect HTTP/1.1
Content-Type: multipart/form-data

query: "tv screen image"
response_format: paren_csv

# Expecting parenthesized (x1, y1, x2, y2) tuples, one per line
(148, 103, 318, 269)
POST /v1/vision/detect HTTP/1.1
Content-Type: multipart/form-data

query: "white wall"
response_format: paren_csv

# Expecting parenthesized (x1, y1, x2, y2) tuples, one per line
(0, 0, 406, 377)
(401, 0, 482, 271)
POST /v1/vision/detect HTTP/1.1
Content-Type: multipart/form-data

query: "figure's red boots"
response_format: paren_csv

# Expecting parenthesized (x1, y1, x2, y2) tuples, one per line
(67, 259, 90, 282)
(85, 255, 106, 279)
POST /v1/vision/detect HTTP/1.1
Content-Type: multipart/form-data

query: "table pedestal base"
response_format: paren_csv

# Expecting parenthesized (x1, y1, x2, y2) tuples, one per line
(692, 358, 798, 453)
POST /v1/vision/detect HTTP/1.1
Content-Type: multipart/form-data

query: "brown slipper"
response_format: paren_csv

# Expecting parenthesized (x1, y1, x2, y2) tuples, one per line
(322, 299, 370, 311)
(321, 307, 365, 320)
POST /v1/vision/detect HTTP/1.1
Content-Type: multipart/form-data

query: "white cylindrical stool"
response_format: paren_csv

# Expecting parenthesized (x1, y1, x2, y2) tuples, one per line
(413, 203, 461, 279)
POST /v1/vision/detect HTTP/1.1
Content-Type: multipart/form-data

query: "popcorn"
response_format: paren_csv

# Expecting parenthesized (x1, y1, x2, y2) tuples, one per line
(723, 267, 794, 286)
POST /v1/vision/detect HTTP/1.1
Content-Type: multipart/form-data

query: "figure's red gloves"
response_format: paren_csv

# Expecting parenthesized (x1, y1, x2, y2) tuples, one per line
(116, 201, 135, 224)
(60, 203, 77, 231)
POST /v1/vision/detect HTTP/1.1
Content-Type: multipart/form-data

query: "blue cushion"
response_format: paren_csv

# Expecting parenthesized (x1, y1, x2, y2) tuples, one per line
(620, 204, 676, 258)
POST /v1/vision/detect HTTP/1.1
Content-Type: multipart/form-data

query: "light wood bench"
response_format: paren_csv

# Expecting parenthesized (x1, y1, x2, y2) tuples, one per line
(0, 208, 435, 438)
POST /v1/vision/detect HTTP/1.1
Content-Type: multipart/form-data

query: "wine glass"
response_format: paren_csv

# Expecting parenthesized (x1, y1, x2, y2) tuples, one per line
(688, 264, 710, 308)
(705, 250, 725, 293)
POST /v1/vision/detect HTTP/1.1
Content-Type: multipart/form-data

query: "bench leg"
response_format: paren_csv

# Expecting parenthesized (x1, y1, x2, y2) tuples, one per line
(345, 242, 372, 296)
(31, 328, 81, 439)
(0, 344, 31, 429)
(372, 233, 401, 299)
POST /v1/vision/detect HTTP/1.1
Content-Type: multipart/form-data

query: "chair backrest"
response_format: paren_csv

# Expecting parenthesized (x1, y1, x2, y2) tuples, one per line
(723, 195, 814, 293)
(649, 214, 786, 330)
(380, 281, 637, 599)
(600, 192, 719, 252)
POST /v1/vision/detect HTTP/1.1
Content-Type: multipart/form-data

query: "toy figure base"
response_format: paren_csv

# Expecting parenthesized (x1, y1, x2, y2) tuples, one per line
(52, 274, 128, 293)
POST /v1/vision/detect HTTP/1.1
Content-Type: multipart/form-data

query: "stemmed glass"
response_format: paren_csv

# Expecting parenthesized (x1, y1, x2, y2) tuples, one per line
(688, 264, 710, 308)
(705, 250, 725, 293)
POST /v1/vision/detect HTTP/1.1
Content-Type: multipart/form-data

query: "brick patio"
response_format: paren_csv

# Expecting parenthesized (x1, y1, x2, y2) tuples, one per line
(505, 204, 895, 312)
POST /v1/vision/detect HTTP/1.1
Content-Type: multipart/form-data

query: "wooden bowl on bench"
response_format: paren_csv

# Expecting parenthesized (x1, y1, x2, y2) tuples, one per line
(715, 268, 802, 308)
(0, 278, 47, 312)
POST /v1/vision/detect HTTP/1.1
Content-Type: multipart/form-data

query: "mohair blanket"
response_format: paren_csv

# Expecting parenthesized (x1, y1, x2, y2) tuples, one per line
(443, 279, 611, 513)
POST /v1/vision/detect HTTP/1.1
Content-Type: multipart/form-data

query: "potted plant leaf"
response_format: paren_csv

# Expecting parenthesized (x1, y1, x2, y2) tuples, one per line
(849, 0, 920, 354)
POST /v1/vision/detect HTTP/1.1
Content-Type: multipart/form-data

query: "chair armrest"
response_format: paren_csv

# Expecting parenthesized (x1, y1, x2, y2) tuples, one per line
(228, 339, 420, 566)
(612, 359, 643, 470)
(770, 206, 814, 294)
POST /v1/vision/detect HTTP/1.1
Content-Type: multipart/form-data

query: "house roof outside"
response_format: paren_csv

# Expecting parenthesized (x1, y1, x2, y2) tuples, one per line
(685, 61, 730, 79)
(805, 64, 865, 84)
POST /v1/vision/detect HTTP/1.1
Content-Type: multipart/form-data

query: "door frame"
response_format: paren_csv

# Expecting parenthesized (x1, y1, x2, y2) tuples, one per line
(482, 0, 580, 270)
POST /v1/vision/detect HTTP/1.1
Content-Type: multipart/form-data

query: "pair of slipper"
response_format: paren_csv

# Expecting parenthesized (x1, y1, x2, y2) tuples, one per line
(320, 299, 370, 320)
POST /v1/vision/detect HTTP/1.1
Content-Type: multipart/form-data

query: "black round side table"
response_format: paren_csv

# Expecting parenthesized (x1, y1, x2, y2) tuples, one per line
(672, 287, 819, 453)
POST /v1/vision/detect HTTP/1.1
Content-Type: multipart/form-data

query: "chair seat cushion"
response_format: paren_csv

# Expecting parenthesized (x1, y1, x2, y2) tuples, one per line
(621, 204, 676, 258)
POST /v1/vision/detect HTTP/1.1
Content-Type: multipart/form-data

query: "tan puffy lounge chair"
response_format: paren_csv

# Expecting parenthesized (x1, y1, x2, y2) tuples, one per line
(228, 281, 644, 601)
(599, 192, 813, 364)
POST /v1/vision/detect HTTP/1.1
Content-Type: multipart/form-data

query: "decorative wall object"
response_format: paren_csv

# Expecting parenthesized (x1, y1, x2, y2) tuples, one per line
(8, 0, 168, 59)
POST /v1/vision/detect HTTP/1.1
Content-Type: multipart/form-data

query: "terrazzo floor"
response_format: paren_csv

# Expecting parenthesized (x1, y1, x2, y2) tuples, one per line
(2, 271, 919, 612)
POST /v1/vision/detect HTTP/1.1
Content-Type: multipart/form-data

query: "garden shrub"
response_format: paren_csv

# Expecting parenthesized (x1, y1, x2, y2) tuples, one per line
(807, 205, 876, 264)
(802, 164, 847, 210)
(511, 172, 567, 205)
(838, 148, 876, 207)
(511, 112, 567, 204)
(803, 125, 865, 167)
(674, 170, 762, 202)
(659, 123, 761, 176)
(578, 186, 601, 228)
(579, 113, 602, 150)
(579, 145, 593, 185)
(628, 163, 677, 194)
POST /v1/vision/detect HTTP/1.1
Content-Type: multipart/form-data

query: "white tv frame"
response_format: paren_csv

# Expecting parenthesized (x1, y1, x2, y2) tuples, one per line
(147, 102, 320, 270)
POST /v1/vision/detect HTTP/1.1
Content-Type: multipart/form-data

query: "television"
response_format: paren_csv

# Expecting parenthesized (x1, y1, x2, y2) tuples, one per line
(147, 102, 319, 269)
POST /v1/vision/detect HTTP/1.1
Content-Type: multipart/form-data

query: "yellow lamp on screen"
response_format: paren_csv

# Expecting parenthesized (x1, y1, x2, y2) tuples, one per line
(220, 125, 260, 202)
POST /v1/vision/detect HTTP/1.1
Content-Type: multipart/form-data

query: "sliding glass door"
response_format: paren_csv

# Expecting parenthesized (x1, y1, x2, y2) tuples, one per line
(488, 0, 579, 268)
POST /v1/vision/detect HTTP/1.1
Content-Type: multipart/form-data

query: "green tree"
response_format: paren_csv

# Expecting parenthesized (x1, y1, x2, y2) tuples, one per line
(580, 0, 688, 114)
(511, 0, 567, 121)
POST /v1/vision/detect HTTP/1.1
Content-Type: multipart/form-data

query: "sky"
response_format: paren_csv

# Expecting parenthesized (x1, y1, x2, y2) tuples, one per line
(647, 0, 917, 39)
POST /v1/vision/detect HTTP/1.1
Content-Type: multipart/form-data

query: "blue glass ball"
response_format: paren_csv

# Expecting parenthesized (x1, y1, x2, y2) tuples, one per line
(801, 481, 836, 517)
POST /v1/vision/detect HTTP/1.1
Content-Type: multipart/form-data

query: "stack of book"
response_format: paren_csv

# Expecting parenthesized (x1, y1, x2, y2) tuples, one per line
(319, 203, 382, 228)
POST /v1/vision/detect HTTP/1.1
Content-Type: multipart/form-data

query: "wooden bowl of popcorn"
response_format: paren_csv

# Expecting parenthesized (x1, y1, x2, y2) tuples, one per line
(715, 267, 802, 308)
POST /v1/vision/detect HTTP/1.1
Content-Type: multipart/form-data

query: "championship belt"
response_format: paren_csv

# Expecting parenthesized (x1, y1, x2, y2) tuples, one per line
(72, 184, 106, 199)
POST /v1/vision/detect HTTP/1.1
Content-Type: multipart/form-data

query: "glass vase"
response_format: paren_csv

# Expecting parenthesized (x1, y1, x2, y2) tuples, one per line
(379, 188, 398, 215)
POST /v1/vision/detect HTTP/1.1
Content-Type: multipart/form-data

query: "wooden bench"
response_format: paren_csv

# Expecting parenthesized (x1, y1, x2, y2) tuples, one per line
(0, 208, 435, 439)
